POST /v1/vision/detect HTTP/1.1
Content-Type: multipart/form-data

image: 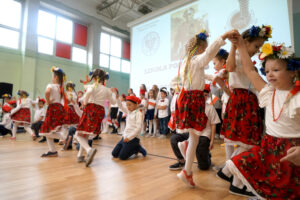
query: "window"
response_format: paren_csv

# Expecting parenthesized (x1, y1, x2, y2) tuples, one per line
(0, 0, 22, 49)
(99, 32, 130, 73)
(37, 10, 88, 64)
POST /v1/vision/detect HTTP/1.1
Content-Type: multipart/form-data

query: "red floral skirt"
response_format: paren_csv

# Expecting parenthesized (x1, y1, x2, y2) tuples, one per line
(168, 113, 176, 131)
(175, 90, 207, 133)
(231, 134, 300, 199)
(76, 103, 105, 136)
(65, 105, 80, 126)
(220, 88, 263, 146)
(11, 108, 31, 124)
(40, 103, 66, 135)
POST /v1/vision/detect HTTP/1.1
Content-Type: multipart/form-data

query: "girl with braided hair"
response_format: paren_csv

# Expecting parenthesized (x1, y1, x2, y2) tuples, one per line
(170, 29, 239, 187)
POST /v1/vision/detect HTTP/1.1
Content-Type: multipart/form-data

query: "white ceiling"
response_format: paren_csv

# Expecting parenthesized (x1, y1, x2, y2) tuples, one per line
(54, 0, 181, 33)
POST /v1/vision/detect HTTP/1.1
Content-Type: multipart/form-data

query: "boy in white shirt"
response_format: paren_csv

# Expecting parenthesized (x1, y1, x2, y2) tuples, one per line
(31, 98, 46, 140)
(0, 105, 12, 137)
(157, 88, 169, 139)
(112, 95, 147, 160)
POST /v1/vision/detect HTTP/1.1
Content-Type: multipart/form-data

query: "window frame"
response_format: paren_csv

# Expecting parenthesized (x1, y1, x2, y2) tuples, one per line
(37, 8, 88, 64)
(0, 0, 24, 50)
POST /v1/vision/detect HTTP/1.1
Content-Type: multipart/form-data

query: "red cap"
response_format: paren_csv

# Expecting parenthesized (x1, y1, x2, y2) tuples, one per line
(8, 100, 16, 105)
(204, 84, 211, 93)
(121, 94, 126, 99)
(126, 96, 141, 104)
(114, 88, 119, 94)
(2, 105, 12, 113)
(140, 89, 146, 95)
(39, 98, 46, 104)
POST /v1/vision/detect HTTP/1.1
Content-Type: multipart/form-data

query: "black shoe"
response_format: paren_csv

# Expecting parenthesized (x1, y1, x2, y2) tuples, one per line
(139, 146, 147, 157)
(169, 162, 185, 170)
(39, 137, 46, 143)
(217, 168, 233, 183)
(229, 184, 255, 197)
(41, 151, 58, 157)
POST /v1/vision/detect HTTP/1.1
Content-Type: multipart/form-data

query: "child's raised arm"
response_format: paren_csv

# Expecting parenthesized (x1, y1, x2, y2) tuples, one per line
(234, 36, 267, 92)
(226, 45, 237, 72)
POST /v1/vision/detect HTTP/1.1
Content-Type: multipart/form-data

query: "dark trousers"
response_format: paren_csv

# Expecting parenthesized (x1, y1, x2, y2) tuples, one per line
(215, 108, 222, 135)
(112, 137, 140, 160)
(31, 121, 43, 137)
(0, 125, 11, 136)
(170, 133, 211, 170)
(159, 116, 169, 135)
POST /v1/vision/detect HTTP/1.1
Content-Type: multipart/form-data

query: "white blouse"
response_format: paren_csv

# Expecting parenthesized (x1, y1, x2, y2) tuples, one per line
(83, 84, 116, 107)
(259, 84, 300, 138)
(170, 37, 226, 91)
(47, 84, 63, 104)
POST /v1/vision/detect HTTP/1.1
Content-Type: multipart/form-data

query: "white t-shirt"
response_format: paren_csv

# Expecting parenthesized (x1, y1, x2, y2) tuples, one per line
(170, 37, 226, 91)
(259, 84, 300, 138)
(140, 98, 147, 114)
(17, 98, 33, 108)
(83, 84, 116, 107)
(157, 98, 169, 118)
(147, 98, 156, 110)
(0, 113, 12, 130)
(116, 99, 143, 141)
(201, 103, 221, 139)
(34, 106, 46, 122)
(228, 52, 255, 93)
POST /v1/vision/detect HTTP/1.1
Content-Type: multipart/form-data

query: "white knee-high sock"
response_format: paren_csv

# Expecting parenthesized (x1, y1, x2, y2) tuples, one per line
(60, 126, 68, 140)
(149, 120, 153, 135)
(24, 125, 34, 136)
(184, 131, 199, 175)
(225, 143, 234, 160)
(12, 124, 17, 138)
(231, 146, 250, 158)
(232, 176, 244, 189)
(76, 135, 92, 153)
(46, 138, 56, 152)
(77, 145, 84, 157)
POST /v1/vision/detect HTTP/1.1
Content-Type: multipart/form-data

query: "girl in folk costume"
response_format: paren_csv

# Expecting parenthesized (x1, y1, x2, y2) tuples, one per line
(76, 69, 116, 167)
(217, 25, 272, 186)
(170, 29, 238, 187)
(65, 81, 80, 127)
(145, 89, 156, 137)
(10, 90, 35, 140)
(224, 36, 300, 199)
(39, 67, 68, 157)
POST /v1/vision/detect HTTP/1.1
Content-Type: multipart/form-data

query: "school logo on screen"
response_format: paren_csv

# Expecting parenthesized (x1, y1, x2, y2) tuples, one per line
(142, 32, 160, 56)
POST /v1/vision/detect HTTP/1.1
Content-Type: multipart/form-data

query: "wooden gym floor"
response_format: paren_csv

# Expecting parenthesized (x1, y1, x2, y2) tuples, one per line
(0, 133, 246, 200)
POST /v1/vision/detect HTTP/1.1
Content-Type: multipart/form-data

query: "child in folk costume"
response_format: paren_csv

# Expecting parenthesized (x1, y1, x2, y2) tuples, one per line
(10, 90, 35, 140)
(224, 36, 300, 199)
(65, 81, 80, 127)
(217, 26, 272, 188)
(168, 89, 178, 133)
(39, 67, 68, 157)
(76, 69, 116, 167)
(170, 29, 238, 187)
(112, 95, 147, 160)
(0, 105, 12, 136)
(31, 98, 46, 140)
(177, 84, 220, 170)
(2, 94, 11, 106)
(145, 89, 156, 137)
(140, 89, 147, 136)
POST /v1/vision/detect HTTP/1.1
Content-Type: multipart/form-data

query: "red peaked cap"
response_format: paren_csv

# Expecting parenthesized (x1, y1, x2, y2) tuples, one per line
(2, 105, 12, 113)
(8, 100, 17, 105)
(126, 96, 141, 104)
(204, 84, 211, 93)
(39, 98, 46, 104)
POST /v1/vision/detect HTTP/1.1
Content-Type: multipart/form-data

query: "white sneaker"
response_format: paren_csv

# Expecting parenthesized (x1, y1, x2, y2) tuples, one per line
(177, 170, 195, 188)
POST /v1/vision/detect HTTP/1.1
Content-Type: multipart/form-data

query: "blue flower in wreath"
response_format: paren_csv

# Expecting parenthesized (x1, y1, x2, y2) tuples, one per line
(218, 49, 227, 57)
(249, 26, 260, 37)
(287, 59, 300, 71)
(197, 30, 208, 41)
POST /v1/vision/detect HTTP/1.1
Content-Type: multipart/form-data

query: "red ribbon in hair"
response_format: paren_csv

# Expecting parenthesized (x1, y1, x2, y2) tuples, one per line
(60, 85, 69, 112)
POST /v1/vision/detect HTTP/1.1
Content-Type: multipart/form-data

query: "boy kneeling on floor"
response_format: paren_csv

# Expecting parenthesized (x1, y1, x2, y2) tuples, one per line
(112, 94, 147, 160)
